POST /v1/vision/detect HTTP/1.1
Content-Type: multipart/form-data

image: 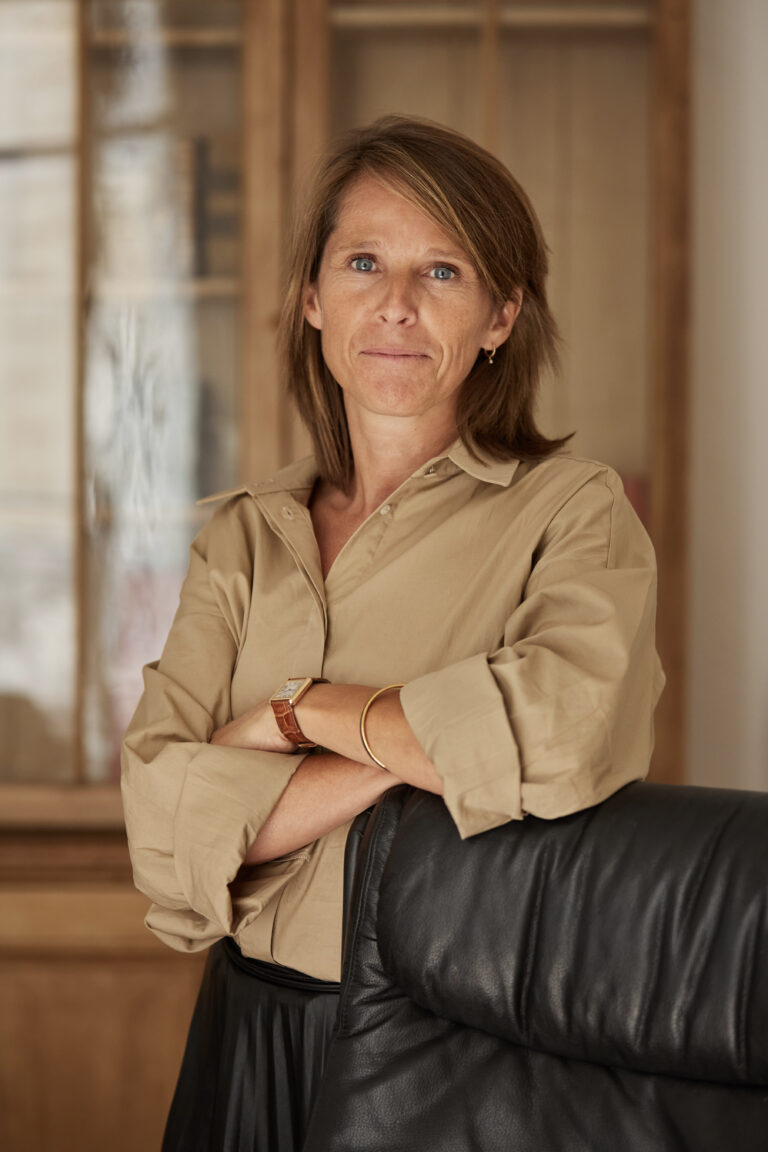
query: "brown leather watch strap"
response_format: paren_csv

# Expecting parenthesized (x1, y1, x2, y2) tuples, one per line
(269, 677, 328, 749)
(271, 698, 315, 748)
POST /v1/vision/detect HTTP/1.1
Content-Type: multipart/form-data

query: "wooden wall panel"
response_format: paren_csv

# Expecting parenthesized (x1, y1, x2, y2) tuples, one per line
(0, 839, 206, 1152)
(495, 37, 576, 443)
(331, 29, 482, 137)
(0, 946, 204, 1152)
(562, 36, 650, 474)
(496, 34, 651, 478)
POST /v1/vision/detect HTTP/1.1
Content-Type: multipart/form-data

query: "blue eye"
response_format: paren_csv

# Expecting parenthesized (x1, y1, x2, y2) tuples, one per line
(432, 265, 456, 280)
(351, 256, 376, 272)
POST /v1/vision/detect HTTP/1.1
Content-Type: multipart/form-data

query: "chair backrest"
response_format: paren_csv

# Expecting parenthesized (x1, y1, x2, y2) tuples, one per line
(304, 782, 768, 1152)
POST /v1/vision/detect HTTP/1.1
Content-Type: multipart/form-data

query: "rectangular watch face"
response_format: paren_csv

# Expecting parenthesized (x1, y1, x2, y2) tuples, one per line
(271, 677, 312, 702)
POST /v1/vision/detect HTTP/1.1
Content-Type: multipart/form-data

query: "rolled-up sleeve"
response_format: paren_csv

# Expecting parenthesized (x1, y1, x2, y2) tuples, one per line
(120, 502, 306, 951)
(400, 469, 665, 839)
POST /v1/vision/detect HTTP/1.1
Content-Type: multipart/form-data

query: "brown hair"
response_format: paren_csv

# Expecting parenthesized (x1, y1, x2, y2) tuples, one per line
(280, 114, 570, 489)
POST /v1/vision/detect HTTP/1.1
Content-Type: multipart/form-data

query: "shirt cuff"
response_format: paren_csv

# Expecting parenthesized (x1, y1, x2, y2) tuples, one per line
(400, 653, 523, 839)
(173, 744, 308, 933)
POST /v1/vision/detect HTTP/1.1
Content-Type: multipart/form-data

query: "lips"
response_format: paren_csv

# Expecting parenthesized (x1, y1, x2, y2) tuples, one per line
(360, 347, 429, 358)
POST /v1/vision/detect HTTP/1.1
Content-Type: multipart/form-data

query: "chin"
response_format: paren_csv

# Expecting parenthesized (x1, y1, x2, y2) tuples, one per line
(339, 365, 460, 423)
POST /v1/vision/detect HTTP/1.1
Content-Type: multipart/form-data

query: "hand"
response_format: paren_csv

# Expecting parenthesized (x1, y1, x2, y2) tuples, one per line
(210, 699, 297, 753)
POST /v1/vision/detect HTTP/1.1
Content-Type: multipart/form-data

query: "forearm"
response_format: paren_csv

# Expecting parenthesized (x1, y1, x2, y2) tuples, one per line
(213, 682, 444, 794)
(294, 683, 444, 793)
(242, 750, 397, 865)
(211, 680, 442, 866)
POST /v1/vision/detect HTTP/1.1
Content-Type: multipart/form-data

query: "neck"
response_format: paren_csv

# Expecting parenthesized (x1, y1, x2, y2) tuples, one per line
(343, 406, 457, 517)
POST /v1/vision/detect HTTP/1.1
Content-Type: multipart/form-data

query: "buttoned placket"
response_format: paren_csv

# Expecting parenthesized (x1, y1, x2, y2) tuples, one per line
(248, 456, 467, 670)
(256, 488, 395, 611)
(253, 466, 445, 635)
(319, 463, 449, 602)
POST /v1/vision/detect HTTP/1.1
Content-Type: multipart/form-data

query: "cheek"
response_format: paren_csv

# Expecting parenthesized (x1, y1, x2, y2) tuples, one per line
(318, 319, 352, 378)
(324, 311, 349, 344)
(443, 308, 490, 359)
(443, 291, 492, 333)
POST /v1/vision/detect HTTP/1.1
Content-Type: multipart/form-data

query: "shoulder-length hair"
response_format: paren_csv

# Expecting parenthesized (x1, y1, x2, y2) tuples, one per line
(280, 114, 570, 490)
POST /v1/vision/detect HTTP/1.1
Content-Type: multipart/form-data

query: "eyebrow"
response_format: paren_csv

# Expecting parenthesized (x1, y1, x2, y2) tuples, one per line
(424, 247, 471, 261)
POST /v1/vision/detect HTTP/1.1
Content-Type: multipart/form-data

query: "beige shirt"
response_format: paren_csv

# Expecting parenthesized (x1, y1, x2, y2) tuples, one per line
(121, 440, 665, 980)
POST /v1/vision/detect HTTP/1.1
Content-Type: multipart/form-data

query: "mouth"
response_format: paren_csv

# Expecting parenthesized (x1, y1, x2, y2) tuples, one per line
(360, 348, 430, 360)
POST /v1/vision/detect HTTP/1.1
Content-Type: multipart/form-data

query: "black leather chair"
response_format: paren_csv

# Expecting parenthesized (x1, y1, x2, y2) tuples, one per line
(304, 782, 768, 1151)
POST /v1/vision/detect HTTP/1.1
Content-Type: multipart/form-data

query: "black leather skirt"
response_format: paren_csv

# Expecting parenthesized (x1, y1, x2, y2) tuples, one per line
(161, 937, 340, 1152)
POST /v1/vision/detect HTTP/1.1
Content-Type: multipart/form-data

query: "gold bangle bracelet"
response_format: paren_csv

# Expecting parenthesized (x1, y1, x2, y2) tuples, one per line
(359, 684, 404, 770)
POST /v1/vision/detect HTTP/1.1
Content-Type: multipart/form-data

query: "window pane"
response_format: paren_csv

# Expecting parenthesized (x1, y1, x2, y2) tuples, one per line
(83, 0, 243, 780)
(0, 1, 77, 782)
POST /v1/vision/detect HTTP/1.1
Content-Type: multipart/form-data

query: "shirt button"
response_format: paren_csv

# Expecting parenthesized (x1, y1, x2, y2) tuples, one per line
(380, 504, 391, 516)
(281, 505, 295, 520)
(424, 465, 436, 476)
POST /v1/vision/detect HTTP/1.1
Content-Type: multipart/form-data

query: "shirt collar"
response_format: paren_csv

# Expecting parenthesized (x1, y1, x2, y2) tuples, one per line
(443, 437, 521, 487)
(196, 456, 318, 505)
(197, 438, 520, 506)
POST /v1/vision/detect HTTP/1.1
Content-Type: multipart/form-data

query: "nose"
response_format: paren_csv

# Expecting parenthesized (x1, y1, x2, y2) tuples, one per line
(376, 272, 417, 325)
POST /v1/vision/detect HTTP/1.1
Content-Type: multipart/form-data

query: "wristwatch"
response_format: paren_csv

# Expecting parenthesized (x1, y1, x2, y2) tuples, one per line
(269, 677, 327, 749)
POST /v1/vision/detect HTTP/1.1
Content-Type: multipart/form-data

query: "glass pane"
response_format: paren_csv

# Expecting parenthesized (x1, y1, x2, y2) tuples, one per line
(0, 1, 78, 782)
(83, 0, 243, 780)
(0, 1, 77, 148)
(90, 0, 242, 35)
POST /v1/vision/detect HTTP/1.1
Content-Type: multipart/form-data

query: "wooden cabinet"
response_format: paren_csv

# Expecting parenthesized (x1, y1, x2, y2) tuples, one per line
(0, 2, 688, 1148)
(1, 0, 688, 794)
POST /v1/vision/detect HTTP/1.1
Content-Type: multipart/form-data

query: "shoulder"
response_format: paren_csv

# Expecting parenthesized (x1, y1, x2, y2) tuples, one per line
(504, 453, 654, 572)
(194, 454, 319, 540)
(523, 455, 654, 571)
(195, 459, 310, 508)
(196, 454, 318, 512)
(512, 452, 624, 503)
(493, 454, 627, 540)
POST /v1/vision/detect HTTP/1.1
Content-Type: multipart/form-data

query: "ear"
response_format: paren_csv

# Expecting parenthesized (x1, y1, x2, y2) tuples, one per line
(303, 282, 323, 331)
(484, 288, 523, 350)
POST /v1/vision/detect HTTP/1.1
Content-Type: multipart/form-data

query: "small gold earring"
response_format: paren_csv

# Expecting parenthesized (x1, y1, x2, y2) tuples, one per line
(485, 347, 496, 365)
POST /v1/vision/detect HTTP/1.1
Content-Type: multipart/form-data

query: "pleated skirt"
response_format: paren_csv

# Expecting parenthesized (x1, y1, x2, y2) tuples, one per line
(161, 936, 340, 1152)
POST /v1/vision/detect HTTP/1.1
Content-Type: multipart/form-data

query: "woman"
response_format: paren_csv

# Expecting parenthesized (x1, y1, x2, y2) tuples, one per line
(121, 115, 664, 1150)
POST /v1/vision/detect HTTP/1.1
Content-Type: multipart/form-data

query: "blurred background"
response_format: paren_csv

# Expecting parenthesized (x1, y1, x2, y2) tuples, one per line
(0, 1, 765, 1148)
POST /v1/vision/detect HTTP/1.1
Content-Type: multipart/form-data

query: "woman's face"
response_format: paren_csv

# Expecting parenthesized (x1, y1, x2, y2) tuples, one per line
(303, 175, 519, 437)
